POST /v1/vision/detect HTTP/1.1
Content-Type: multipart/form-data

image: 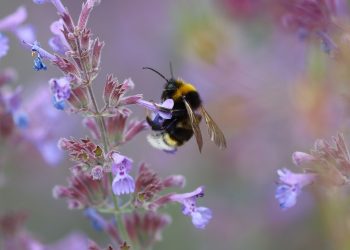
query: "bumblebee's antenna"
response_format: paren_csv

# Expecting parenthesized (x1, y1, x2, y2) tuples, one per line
(143, 67, 168, 82)
(169, 62, 174, 79)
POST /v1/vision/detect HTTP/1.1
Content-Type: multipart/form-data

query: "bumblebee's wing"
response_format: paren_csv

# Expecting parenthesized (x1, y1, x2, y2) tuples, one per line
(183, 98, 203, 152)
(200, 106, 227, 149)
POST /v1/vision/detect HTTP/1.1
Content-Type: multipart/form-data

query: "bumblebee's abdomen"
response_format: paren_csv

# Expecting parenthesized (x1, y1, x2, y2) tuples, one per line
(167, 127, 193, 146)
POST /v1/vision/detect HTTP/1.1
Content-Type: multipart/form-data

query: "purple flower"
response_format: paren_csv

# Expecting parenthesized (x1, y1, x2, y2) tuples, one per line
(33, 0, 66, 15)
(49, 77, 71, 110)
(50, 77, 71, 102)
(23, 40, 55, 61)
(52, 95, 66, 110)
(13, 110, 29, 129)
(136, 98, 174, 119)
(21, 86, 65, 166)
(1, 86, 29, 129)
(0, 6, 36, 49)
(33, 0, 51, 4)
(27, 41, 55, 71)
(33, 55, 47, 71)
(0, 33, 9, 59)
(91, 165, 103, 180)
(275, 168, 316, 210)
(280, 0, 338, 53)
(0, 6, 27, 31)
(3, 86, 22, 112)
(14, 24, 36, 44)
(111, 152, 135, 196)
(49, 19, 69, 54)
(36, 140, 62, 166)
(170, 186, 212, 229)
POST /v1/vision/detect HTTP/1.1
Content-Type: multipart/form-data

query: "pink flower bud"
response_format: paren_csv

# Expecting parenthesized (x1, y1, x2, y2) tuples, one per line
(67, 86, 90, 111)
(52, 185, 69, 199)
(53, 56, 79, 75)
(91, 38, 104, 71)
(292, 151, 315, 166)
(162, 175, 186, 188)
(57, 137, 69, 150)
(82, 117, 100, 140)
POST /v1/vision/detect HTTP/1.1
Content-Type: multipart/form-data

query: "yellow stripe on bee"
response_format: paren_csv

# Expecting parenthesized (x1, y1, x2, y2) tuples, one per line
(172, 79, 197, 100)
(163, 133, 178, 146)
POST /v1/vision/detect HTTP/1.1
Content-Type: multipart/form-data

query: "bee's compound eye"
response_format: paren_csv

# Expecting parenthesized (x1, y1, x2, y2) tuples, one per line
(167, 82, 176, 90)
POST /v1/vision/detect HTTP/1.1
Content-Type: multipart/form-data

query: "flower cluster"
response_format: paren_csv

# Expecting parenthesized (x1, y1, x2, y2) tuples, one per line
(53, 164, 110, 209)
(0, 68, 27, 136)
(275, 133, 350, 210)
(24, 0, 214, 249)
(0, 211, 91, 250)
(0, 6, 36, 60)
(279, 0, 339, 53)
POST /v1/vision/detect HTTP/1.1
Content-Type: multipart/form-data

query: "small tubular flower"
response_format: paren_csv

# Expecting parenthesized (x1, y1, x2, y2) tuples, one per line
(275, 168, 316, 210)
(169, 186, 212, 229)
(136, 98, 174, 120)
(111, 152, 135, 196)
(49, 19, 70, 54)
(49, 77, 71, 110)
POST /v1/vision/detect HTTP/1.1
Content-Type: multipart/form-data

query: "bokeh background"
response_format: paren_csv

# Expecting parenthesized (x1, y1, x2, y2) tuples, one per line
(1, 0, 350, 249)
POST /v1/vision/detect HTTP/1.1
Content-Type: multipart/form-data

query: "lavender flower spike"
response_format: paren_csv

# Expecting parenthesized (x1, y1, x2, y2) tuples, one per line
(111, 152, 135, 196)
(170, 186, 212, 229)
(275, 168, 316, 210)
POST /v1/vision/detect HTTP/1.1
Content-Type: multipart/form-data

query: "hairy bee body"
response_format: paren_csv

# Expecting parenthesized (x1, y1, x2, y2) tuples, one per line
(144, 67, 226, 153)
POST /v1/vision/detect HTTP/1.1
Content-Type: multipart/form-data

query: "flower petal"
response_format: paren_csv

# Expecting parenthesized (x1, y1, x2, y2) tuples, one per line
(0, 33, 9, 59)
(191, 207, 212, 229)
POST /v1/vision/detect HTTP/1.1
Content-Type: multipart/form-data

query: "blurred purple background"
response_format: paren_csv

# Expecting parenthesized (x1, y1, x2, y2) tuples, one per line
(1, 0, 349, 249)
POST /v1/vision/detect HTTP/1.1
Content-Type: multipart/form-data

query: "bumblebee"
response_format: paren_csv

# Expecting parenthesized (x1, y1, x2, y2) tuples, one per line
(143, 65, 226, 153)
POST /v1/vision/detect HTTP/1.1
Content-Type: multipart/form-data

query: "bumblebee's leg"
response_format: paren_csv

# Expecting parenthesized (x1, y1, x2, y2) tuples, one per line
(164, 118, 178, 130)
(146, 115, 165, 131)
(171, 108, 188, 117)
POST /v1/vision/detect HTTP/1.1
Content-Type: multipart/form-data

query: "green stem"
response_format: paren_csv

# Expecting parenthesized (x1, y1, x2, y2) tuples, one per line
(109, 174, 130, 244)
(86, 85, 109, 150)
(75, 35, 131, 247)
(75, 36, 109, 150)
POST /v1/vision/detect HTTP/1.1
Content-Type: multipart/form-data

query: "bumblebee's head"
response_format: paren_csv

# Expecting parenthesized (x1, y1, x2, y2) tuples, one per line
(163, 78, 179, 96)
